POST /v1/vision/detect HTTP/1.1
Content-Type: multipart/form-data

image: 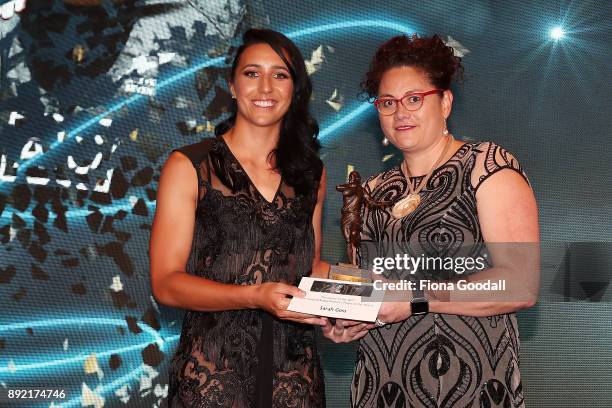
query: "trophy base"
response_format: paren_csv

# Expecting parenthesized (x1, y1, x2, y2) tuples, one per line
(329, 263, 372, 283)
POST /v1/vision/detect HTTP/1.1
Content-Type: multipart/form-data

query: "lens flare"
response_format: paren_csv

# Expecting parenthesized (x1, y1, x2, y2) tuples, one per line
(550, 26, 565, 40)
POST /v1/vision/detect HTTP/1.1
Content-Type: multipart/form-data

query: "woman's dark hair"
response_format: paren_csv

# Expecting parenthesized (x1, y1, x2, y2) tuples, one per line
(361, 34, 463, 99)
(215, 28, 322, 200)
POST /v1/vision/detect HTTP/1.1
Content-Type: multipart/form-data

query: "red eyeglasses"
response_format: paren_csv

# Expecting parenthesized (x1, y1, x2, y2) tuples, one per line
(373, 89, 442, 115)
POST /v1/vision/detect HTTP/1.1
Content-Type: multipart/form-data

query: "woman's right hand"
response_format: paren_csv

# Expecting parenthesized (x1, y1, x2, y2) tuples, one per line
(321, 319, 374, 343)
(254, 282, 327, 326)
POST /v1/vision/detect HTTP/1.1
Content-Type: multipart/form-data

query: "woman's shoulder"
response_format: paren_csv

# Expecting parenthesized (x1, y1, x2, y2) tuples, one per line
(466, 139, 529, 191)
(171, 137, 218, 165)
(468, 140, 519, 159)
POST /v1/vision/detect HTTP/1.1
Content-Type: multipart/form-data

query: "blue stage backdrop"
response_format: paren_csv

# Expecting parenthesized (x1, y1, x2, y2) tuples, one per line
(0, 0, 611, 407)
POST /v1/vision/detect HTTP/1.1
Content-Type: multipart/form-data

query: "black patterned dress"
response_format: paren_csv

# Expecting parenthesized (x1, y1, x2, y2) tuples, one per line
(351, 141, 530, 408)
(167, 137, 325, 407)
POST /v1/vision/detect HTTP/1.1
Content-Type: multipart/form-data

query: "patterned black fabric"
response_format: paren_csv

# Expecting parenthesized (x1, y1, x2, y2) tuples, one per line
(351, 141, 529, 408)
(167, 137, 325, 407)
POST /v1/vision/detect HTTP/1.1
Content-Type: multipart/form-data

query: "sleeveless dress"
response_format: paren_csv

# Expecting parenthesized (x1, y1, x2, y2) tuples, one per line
(167, 137, 325, 408)
(351, 141, 530, 408)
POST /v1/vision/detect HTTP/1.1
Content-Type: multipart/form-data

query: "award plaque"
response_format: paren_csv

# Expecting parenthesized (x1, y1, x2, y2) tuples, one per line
(287, 170, 391, 321)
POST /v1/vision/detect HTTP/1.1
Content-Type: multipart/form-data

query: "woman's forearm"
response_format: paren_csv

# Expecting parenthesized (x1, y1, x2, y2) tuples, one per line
(377, 263, 538, 322)
(152, 271, 259, 312)
(425, 265, 539, 316)
(311, 260, 331, 279)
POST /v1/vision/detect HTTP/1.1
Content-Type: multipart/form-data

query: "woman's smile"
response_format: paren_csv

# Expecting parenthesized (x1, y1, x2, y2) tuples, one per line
(252, 98, 278, 108)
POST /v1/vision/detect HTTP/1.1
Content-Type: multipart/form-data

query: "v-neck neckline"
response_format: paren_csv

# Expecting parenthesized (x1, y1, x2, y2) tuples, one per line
(399, 142, 469, 182)
(217, 136, 282, 204)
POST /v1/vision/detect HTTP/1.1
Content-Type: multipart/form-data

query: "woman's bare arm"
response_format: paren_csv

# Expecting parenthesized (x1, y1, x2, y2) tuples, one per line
(311, 166, 330, 278)
(378, 169, 540, 321)
(149, 151, 326, 325)
(149, 151, 262, 311)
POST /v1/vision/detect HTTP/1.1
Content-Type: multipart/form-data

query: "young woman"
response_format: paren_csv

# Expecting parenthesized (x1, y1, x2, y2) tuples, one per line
(150, 29, 328, 407)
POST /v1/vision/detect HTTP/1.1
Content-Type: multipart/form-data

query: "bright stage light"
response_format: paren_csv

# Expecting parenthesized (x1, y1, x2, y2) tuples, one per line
(550, 26, 565, 40)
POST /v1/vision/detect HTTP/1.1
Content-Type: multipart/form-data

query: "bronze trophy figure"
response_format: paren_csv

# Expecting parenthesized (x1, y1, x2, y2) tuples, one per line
(331, 170, 391, 282)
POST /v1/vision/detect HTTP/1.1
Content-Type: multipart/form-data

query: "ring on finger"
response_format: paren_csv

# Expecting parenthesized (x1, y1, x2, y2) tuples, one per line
(375, 318, 387, 327)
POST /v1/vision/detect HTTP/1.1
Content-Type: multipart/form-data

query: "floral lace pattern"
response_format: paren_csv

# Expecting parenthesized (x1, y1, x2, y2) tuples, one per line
(167, 138, 325, 407)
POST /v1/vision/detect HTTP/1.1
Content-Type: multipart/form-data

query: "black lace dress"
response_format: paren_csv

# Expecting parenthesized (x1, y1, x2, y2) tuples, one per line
(167, 137, 325, 407)
(351, 141, 530, 408)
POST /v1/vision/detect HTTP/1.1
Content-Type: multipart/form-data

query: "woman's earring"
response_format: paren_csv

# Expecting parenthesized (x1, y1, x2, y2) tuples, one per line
(382, 137, 389, 146)
(442, 120, 449, 136)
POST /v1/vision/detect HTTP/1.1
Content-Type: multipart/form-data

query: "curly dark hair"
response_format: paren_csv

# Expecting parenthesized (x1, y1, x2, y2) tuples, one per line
(361, 34, 463, 99)
(215, 28, 323, 201)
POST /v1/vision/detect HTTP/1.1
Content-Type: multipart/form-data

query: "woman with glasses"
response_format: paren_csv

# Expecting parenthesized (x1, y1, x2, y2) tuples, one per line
(322, 34, 539, 407)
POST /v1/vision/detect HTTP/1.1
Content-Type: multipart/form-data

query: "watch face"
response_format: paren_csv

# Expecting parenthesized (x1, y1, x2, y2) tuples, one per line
(411, 298, 429, 315)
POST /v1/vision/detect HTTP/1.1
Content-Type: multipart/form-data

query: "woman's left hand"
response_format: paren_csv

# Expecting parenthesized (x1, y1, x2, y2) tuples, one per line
(376, 301, 411, 325)
(321, 319, 375, 343)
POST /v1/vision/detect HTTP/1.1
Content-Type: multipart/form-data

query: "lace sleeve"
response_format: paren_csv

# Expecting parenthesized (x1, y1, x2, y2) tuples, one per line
(172, 139, 215, 203)
(472, 141, 530, 193)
